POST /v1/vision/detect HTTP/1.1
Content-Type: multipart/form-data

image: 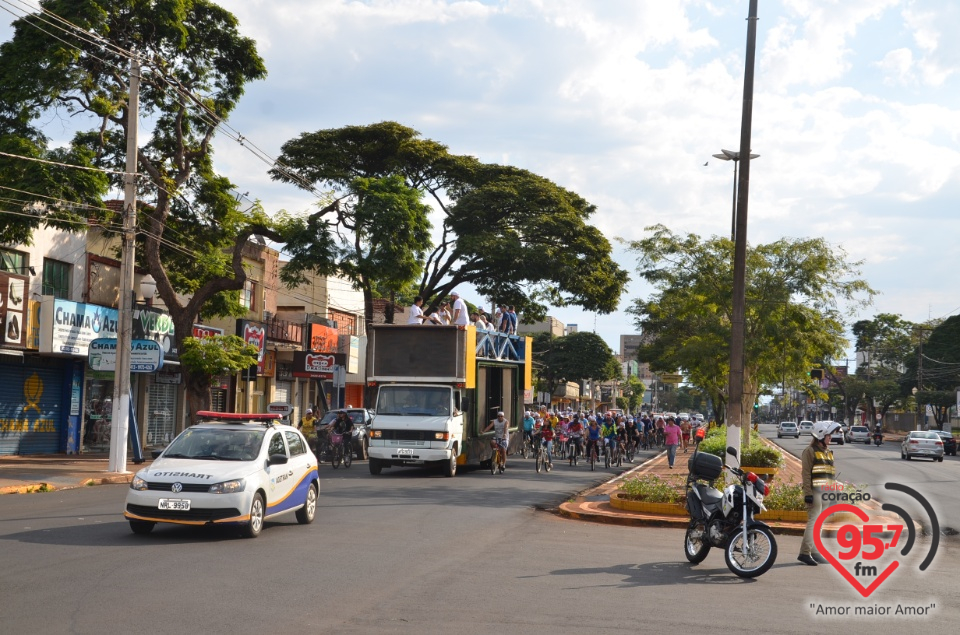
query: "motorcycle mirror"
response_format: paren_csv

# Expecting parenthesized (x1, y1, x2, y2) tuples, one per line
(726, 446, 738, 458)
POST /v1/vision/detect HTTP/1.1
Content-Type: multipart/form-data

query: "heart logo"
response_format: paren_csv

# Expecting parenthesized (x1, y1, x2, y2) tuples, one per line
(813, 504, 900, 598)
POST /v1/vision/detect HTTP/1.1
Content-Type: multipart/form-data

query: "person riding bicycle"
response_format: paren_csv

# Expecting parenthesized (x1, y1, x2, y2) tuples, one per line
(332, 410, 354, 458)
(568, 416, 584, 465)
(522, 410, 536, 451)
(625, 417, 639, 448)
(483, 411, 510, 471)
(585, 417, 602, 462)
(539, 416, 555, 470)
(600, 417, 618, 459)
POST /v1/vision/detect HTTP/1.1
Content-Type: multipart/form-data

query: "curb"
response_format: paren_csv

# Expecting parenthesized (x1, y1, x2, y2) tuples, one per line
(0, 473, 134, 495)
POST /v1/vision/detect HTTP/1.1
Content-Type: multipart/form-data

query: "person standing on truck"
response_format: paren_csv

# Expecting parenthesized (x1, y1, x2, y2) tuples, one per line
(450, 291, 469, 326)
(407, 296, 426, 324)
(483, 411, 510, 471)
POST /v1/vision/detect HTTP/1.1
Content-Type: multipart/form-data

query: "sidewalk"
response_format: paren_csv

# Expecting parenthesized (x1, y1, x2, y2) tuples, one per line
(0, 454, 145, 494)
(557, 437, 905, 536)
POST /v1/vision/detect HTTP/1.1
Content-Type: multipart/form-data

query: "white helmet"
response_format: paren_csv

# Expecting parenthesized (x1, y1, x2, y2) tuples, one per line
(812, 421, 841, 440)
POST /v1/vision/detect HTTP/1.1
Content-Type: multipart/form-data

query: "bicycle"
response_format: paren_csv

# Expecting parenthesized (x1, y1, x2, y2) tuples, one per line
(624, 438, 636, 463)
(568, 437, 581, 466)
(521, 434, 535, 459)
(604, 440, 611, 468)
(588, 440, 599, 471)
(490, 439, 506, 474)
(330, 433, 352, 469)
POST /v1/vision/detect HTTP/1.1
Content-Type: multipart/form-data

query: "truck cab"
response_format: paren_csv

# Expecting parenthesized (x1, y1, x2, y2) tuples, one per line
(365, 324, 531, 477)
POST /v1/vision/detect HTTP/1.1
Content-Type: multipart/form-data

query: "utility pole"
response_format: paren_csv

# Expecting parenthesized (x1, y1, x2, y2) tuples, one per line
(108, 57, 140, 474)
(726, 0, 760, 466)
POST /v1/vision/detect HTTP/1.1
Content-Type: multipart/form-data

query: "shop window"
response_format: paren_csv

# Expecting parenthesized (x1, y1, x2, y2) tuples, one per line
(42, 258, 71, 299)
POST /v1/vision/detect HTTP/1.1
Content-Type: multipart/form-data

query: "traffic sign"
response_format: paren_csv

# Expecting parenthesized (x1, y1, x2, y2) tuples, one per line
(660, 373, 684, 384)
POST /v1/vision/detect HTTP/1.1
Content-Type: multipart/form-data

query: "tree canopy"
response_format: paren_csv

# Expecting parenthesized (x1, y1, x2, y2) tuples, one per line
(0, 0, 322, 416)
(532, 330, 620, 398)
(271, 122, 629, 322)
(625, 225, 875, 423)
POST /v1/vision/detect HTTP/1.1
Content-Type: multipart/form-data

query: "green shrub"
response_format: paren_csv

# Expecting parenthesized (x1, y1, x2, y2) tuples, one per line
(617, 474, 686, 504)
(763, 480, 805, 511)
(740, 443, 785, 468)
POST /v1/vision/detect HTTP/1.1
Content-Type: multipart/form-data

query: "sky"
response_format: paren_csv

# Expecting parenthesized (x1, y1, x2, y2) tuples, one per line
(4, 0, 960, 359)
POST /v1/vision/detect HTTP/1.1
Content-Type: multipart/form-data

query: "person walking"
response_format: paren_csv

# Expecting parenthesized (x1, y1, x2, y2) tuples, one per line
(798, 421, 840, 566)
(663, 417, 682, 468)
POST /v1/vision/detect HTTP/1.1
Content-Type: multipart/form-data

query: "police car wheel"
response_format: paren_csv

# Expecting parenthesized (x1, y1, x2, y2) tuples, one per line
(129, 520, 155, 535)
(296, 482, 318, 524)
(243, 493, 265, 538)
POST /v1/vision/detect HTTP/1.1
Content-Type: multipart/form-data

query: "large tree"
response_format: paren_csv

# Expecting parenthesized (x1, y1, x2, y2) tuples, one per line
(532, 330, 620, 399)
(270, 122, 628, 322)
(625, 225, 874, 425)
(0, 1, 325, 417)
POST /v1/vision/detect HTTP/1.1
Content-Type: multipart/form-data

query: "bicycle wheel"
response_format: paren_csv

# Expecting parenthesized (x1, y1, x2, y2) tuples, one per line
(490, 449, 496, 475)
(590, 447, 596, 471)
(604, 445, 610, 468)
(343, 447, 352, 468)
(332, 447, 341, 469)
(535, 448, 543, 473)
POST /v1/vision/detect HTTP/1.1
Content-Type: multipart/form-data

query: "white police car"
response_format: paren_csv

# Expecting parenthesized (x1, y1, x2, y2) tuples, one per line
(124, 412, 319, 538)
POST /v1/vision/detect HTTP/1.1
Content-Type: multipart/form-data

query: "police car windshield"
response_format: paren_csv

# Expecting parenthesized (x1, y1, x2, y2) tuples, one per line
(163, 428, 265, 461)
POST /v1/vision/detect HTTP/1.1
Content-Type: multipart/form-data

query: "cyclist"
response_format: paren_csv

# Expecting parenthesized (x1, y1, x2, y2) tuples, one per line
(654, 416, 666, 448)
(332, 410, 355, 459)
(522, 410, 536, 454)
(585, 417, 602, 463)
(483, 411, 510, 471)
(600, 416, 618, 461)
(568, 416, 584, 465)
(539, 416, 555, 470)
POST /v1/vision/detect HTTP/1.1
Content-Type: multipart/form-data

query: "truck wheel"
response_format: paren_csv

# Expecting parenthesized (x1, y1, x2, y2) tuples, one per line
(369, 458, 382, 475)
(443, 451, 457, 477)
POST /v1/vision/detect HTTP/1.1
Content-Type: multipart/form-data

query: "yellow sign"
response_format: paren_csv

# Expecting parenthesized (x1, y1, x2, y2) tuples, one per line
(660, 373, 684, 384)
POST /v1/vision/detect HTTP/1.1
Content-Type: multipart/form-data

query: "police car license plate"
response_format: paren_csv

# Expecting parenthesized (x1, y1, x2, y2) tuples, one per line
(159, 499, 191, 511)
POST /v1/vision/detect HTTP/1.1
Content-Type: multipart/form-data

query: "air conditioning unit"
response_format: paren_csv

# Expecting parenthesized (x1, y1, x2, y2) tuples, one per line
(263, 310, 273, 322)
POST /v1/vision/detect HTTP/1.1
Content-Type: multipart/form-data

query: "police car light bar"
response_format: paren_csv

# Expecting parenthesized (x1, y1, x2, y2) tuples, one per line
(196, 411, 283, 422)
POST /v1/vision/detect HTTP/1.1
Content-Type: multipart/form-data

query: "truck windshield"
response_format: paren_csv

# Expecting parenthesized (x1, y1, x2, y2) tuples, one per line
(376, 386, 451, 416)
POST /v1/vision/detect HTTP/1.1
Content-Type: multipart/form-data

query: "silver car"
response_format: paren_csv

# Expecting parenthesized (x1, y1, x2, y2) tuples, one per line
(848, 425, 870, 443)
(798, 421, 814, 436)
(777, 421, 799, 438)
(901, 431, 944, 461)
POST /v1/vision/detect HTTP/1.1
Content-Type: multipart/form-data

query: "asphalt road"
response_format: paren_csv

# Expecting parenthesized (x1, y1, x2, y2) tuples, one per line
(761, 425, 960, 535)
(1, 455, 958, 634)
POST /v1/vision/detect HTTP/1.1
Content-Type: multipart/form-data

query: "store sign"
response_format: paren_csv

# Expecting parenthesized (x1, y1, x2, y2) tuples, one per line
(238, 320, 267, 378)
(267, 402, 293, 417)
(192, 324, 223, 339)
(338, 335, 360, 374)
(292, 351, 342, 378)
(309, 323, 339, 353)
(40, 298, 119, 356)
(88, 338, 164, 373)
(133, 307, 177, 359)
(0, 271, 28, 348)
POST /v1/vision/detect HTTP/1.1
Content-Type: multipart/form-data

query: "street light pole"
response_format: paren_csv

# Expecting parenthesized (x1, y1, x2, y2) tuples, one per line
(726, 0, 760, 466)
(712, 149, 759, 242)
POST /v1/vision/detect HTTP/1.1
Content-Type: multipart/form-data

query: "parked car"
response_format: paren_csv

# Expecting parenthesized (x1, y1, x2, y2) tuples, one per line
(777, 421, 799, 439)
(317, 408, 374, 459)
(901, 430, 944, 461)
(932, 430, 957, 456)
(848, 425, 870, 444)
(798, 421, 814, 436)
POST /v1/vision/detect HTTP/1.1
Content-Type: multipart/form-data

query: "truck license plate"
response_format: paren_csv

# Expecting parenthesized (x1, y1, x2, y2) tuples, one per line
(397, 449, 414, 456)
(159, 499, 191, 511)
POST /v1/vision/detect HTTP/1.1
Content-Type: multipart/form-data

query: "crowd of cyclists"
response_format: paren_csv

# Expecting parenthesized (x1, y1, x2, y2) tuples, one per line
(519, 407, 705, 471)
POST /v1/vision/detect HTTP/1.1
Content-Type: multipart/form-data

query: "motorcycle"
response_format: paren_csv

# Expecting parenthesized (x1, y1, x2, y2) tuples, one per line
(683, 431, 778, 578)
(873, 431, 883, 446)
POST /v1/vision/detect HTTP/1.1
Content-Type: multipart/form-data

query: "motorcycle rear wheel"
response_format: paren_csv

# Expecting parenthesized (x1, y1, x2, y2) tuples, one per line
(684, 522, 711, 564)
(725, 523, 777, 578)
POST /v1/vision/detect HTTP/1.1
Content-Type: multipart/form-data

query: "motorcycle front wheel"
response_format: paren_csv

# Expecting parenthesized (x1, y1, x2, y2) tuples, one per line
(684, 522, 711, 564)
(724, 523, 777, 578)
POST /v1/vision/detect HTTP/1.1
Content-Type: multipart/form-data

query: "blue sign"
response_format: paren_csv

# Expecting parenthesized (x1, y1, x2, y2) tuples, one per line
(88, 338, 164, 373)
